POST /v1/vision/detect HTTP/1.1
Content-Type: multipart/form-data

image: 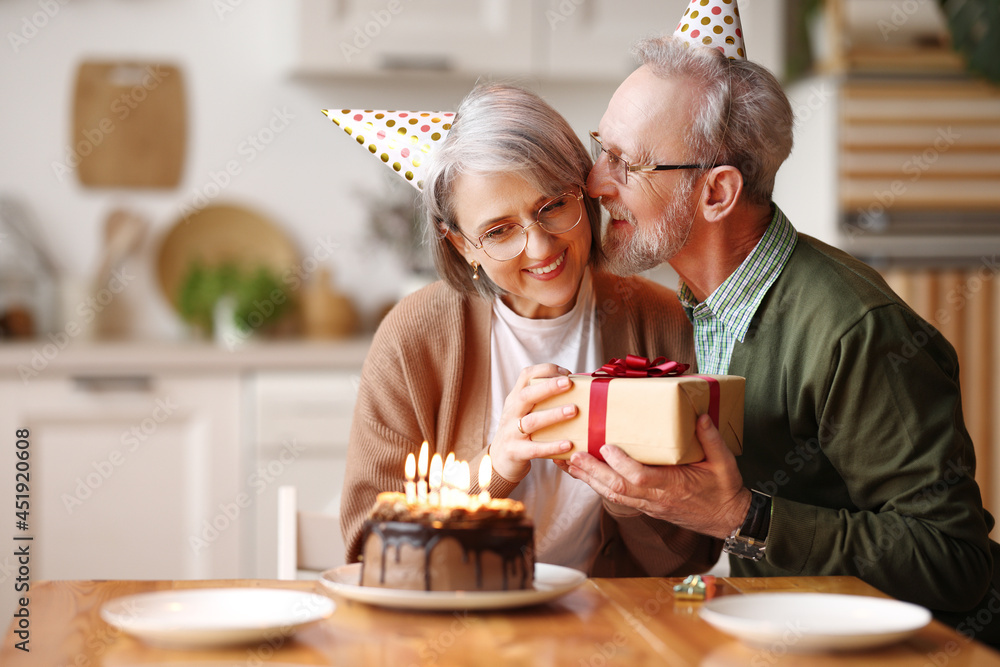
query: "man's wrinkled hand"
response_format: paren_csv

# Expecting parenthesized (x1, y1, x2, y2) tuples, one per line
(564, 414, 751, 538)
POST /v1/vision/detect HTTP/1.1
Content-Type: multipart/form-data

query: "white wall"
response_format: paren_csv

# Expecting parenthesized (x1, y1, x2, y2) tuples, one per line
(775, 73, 840, 246)
(0, 0, 802, 338)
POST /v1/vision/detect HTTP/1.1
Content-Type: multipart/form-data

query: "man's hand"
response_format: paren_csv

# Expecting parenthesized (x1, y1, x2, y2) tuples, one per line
(561, 414, 751, 538)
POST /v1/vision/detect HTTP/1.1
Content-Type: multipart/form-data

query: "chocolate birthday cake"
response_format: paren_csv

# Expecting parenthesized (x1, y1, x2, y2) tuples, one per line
(359, 492, 535, 592)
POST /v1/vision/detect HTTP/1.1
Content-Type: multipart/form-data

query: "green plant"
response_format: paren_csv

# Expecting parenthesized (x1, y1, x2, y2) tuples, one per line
(938, 0, 1000, 83)
(784, 0, 825, 82)
(177, 261, 292, 336)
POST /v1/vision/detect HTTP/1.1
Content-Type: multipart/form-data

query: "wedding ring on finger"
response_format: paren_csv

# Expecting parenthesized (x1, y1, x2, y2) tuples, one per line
(517, 416, 527, 435)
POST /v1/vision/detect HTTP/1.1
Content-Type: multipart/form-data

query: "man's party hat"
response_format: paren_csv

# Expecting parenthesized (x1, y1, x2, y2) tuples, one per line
(321, 108, 455, 191)
(673, 0, 746, 60)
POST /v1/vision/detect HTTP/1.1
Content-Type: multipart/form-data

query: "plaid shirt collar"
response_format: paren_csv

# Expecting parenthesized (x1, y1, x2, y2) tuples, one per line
(678, 206, 797, 342)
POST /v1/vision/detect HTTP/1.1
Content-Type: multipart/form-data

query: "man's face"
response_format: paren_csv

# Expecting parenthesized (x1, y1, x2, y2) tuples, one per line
(587, 66, 701, 275)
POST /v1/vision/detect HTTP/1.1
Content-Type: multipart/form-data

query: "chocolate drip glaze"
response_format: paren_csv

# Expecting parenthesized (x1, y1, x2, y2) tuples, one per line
(360, 519, 534, 591)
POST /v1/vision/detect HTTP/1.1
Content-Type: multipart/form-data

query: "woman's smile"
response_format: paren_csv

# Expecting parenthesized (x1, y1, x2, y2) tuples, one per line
(524, 249, 567, 278)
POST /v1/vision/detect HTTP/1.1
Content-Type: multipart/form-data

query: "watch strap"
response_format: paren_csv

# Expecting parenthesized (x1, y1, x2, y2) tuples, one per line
(723, 490, 771, 561)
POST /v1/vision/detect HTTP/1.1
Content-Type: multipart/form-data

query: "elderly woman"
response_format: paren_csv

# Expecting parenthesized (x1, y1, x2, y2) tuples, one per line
(341, 83, 718, 576)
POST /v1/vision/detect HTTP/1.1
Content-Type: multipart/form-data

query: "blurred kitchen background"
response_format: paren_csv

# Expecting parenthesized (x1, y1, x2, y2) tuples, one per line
(0, 0, 998, 621)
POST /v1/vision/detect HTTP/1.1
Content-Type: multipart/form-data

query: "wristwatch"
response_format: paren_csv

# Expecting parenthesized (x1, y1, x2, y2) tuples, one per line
(723, 490, 772, 561)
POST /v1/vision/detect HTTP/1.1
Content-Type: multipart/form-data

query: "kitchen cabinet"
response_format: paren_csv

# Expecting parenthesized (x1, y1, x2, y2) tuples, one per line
(0, 371, 242, 624)
(0, 340, 369, 624)
(542, 0, 673, 79)
(249, 370, 358, 578)
(294, 0, 535, 78)
(291, 0, 785, 81)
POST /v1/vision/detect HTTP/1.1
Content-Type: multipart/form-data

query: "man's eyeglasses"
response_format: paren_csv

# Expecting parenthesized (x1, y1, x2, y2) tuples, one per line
(456, 189, 585, 261)
(590, 132, 711, 185)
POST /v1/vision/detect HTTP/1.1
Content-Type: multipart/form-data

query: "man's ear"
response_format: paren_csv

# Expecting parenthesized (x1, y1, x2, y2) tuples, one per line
(700, 165, 743, 223)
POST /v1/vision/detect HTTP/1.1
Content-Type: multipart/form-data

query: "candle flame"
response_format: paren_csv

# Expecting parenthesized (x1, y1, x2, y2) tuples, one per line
(429, 453, 443, 489)
(478, 455, 492, 492)
(400, 448, 496, 510)
(443, 452, 456, 489)
(405, 453, 416, 481)
(418, 441, 429, 478)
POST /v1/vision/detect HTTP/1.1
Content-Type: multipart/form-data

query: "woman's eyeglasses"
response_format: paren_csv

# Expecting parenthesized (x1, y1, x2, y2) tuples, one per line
(457, 189, 585, 261)
(590, 132, 711, 185)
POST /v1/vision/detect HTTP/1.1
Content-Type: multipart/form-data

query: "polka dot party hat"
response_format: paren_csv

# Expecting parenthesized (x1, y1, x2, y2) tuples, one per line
(673, 0, 746, 60)
(321, 108, 454, 191)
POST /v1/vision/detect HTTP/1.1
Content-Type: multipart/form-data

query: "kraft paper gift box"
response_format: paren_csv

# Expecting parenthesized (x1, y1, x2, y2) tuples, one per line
(530, 370, 745, 465)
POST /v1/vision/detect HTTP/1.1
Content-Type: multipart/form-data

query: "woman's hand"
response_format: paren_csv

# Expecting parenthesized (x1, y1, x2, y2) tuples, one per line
(489, 363, 577, 484)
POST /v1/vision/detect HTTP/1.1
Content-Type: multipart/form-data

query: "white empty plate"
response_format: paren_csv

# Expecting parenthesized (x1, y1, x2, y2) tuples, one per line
(100, 588, 335, 649)
(700, 592, 931, 651)
(320, 562, 586, 611)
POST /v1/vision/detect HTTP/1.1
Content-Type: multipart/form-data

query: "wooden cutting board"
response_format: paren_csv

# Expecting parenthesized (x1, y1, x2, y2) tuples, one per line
(72, 60, 186, 188)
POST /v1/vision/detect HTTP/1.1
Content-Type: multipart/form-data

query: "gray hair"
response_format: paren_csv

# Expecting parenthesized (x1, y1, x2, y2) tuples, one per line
(422, 83, 602, 299)
(633, 36, 793, 206)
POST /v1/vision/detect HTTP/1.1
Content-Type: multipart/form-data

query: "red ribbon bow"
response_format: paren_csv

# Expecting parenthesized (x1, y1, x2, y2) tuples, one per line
(591, 354, 689, 379)
(585, 356, 718, 463)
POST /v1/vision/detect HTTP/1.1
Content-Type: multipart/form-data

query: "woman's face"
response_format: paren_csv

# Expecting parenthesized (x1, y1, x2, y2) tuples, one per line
(448, 172, 592, 319)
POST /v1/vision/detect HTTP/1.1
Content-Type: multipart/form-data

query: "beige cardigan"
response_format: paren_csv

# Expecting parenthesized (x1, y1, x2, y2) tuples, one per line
(342, 271, 720, 575)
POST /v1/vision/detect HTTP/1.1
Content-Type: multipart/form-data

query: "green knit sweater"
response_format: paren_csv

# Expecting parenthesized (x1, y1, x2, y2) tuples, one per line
(728, 233, 998, 629)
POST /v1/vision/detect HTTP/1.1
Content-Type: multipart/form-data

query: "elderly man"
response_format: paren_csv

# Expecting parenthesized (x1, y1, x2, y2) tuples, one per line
(567, 7, 1000, 644)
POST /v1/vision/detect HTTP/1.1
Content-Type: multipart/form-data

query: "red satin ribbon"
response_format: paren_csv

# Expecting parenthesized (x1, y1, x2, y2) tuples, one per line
(687, 375, 721, 429)
(584, 356, 718, 462)
(591, 354, 689, 379)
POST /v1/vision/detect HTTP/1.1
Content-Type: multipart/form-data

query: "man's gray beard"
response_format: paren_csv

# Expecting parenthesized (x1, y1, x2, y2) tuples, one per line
(601, 179, 696, 276)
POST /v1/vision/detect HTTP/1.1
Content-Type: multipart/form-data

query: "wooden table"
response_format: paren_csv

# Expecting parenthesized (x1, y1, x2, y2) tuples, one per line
(3, 576, 999, 666)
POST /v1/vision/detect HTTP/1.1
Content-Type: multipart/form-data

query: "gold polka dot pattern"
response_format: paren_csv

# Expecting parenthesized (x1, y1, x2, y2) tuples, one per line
(320, 108, 455, 191)
(673, 0, 745, 61)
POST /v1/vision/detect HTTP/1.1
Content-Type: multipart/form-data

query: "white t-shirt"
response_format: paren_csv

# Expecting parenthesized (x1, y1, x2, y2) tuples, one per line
(488, 269, 604, 572)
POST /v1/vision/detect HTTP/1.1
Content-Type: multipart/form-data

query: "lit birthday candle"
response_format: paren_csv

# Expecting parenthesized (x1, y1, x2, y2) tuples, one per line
(417, 441, 429, 504)
(442, 452, 457, 507)
(404, 453, 416, 505)
(459, 461, 472, 508)
(429, 453, 443, 506)
(478, 454, 492, 503)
